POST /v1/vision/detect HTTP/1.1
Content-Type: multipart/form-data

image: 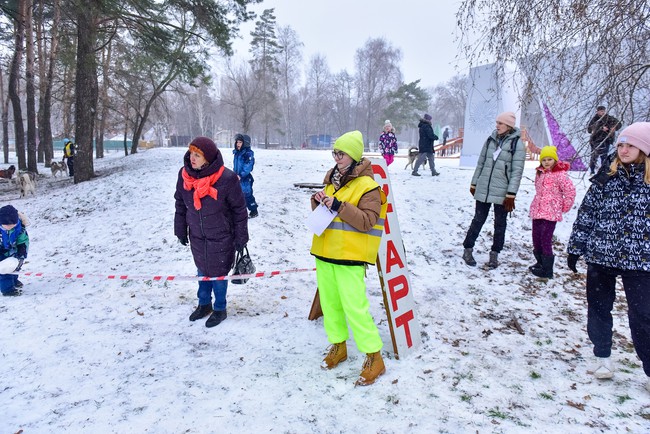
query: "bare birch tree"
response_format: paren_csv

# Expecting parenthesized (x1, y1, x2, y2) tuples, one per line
(277, 25, 302, 148)
(354, 38, 402, 148)
(305, 54, 333, 140)
(429, 74, 467, 131)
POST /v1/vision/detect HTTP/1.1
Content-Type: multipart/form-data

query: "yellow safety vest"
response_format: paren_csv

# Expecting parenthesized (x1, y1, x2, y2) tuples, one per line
(310, 176, 387, 264)
(64, 142, 74, 157)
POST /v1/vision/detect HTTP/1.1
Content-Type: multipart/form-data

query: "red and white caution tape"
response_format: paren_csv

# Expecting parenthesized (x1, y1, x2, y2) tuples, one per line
(19, 267, 316, 282)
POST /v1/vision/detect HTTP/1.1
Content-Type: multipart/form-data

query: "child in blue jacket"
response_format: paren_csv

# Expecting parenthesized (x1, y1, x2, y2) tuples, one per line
(0, 205, 29, 296)
(233, 134, 259, 218)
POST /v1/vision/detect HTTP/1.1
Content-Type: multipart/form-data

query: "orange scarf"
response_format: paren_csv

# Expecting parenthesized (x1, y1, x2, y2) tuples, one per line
(182, 166, 225, 210)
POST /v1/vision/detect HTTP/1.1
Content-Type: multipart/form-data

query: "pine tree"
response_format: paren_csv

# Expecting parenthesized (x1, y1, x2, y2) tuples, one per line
(249, 8, 281, 148)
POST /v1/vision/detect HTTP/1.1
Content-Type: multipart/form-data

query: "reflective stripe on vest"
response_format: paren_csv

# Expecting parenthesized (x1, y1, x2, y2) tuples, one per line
(310, 175, 387, 264)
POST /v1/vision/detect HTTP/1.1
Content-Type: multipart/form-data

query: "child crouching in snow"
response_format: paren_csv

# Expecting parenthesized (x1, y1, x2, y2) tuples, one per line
(0, 205, 29, 296)
(528, 146, 576, 278)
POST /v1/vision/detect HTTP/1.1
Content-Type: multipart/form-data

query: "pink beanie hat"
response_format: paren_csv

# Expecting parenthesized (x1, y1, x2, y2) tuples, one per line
(616, 122, 650, 156)
(496, 111, 516, 128)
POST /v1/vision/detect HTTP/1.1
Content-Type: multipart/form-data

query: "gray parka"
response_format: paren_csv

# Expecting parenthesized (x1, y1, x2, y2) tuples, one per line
(471, 128, 526, 204)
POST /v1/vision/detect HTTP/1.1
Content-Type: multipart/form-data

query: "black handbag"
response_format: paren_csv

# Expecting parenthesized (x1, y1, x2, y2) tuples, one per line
(231, 246, 255, 284)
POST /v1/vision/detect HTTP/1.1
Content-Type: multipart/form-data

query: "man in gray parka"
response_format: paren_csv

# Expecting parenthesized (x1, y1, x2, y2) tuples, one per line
(462, 111, 526, 268)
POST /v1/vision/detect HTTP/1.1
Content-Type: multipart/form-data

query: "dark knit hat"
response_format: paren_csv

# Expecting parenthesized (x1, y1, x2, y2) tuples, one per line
(423, 114, 432, 121)
(0, 205, 19, 225)
(596, 105, 606, 111)
(189, 136, 218, 164)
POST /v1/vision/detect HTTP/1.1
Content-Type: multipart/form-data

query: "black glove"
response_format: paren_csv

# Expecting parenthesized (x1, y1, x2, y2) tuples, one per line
(567, 254, 579, 272)
(470, 185, 476, 196)
(14, 258, 24, 272)
(330, 197, 342, 212)
(178, 236, 188, 246)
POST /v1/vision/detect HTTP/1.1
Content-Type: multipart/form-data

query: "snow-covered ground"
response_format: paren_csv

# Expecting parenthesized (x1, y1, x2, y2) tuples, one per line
(1, 147, 649, 433)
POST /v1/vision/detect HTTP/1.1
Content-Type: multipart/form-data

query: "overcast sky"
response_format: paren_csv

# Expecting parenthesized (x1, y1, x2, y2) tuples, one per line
(231, 0, 468, 89)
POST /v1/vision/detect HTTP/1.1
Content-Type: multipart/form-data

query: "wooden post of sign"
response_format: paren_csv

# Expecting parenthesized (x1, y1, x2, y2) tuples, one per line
(375, 259, 400, 358)
(308, 289, 323, 320)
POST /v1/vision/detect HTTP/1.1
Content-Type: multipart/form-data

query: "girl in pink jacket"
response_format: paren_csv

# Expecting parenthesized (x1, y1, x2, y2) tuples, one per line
(528, 146, 576, 278)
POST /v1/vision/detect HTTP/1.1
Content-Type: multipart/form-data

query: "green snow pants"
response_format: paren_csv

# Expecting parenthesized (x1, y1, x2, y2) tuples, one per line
(315, 258, 383, 354)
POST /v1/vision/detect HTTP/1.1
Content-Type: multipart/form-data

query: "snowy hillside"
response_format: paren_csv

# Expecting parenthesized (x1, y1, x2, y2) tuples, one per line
(1, 147, 649, 433)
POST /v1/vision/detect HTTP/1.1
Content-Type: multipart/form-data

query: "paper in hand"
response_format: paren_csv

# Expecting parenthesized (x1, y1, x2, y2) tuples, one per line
(306, 203, 337, 236)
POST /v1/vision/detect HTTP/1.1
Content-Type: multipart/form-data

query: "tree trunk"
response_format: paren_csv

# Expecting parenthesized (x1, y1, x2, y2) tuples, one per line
(96, 38, 112, 159)
(9, 0, 26, 170)
(25, 0, 38, 173)
(62, 64, 74, 137)
(37, 0, 60, 167)
(1, 67, 8, 164)
(73, 7, 99, 182)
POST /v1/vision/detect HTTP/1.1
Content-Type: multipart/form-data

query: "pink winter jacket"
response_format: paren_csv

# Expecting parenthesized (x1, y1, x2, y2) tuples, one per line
(529, 161, 576, 222)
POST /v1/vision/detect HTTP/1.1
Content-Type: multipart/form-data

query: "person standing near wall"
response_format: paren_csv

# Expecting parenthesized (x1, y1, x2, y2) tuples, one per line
(587, 105, 621, 175)
(461, 111, 526, 268)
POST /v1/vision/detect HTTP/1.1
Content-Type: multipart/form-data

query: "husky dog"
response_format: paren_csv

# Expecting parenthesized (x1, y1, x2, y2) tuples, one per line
(50, 160, 68, 177)
(404, 147, 427, 170)
(18, 172, 37, 197)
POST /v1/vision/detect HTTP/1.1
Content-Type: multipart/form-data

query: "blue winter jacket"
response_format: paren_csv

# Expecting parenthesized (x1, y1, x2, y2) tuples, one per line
(1, 219, 28, 259)
(233, 134, 255, 181)
(568, 163, 650, 271)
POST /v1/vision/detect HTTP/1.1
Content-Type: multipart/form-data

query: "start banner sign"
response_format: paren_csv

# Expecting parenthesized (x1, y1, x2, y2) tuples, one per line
(372, 159, 422, 359)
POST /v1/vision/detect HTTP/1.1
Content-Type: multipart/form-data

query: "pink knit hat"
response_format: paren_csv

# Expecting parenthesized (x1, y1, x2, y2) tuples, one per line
(496, 111, 516, 128)
(616, 122, 650, 156)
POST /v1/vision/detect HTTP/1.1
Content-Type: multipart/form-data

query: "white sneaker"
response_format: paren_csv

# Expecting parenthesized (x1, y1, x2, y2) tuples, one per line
(587, 356, 614, 379)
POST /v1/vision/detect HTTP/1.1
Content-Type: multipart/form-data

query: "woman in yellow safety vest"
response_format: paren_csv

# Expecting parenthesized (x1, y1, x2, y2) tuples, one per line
(310, 130, 388, 386)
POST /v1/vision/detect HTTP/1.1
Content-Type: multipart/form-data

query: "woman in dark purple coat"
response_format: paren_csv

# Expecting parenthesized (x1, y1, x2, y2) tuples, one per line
(174, 137, 249, 328)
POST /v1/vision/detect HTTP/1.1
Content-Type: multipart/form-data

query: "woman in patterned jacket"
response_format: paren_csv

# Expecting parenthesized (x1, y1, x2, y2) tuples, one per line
(528, 146, 576, 278)
(567, 122, 650, 392)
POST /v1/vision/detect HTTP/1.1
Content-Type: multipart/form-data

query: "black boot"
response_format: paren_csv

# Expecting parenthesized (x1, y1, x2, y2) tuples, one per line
(485, 251, 499, 269)
(206, 310, 227, 328)
(462, 248, 476, 266)
(189, 304, 213, 321)
(528, 250, 542, 272)
(532, 255, 554, 279)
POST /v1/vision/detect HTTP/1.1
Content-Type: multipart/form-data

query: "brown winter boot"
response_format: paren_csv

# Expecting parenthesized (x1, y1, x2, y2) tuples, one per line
(321, 342, 347, 370)
(355, 351, 386, 386)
